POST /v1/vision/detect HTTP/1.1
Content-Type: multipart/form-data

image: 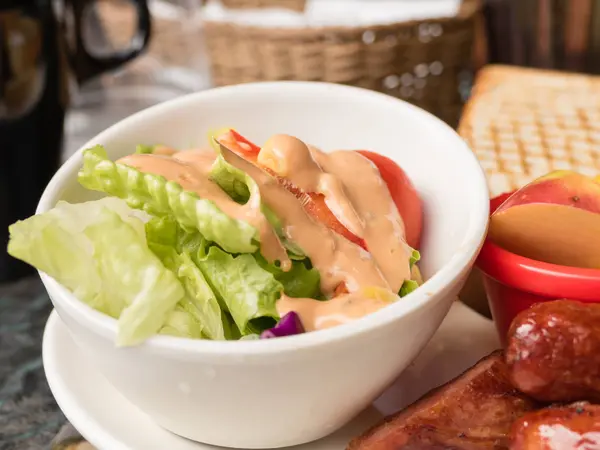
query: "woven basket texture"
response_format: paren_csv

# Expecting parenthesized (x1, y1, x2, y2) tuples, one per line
(204, 0, 481, 126)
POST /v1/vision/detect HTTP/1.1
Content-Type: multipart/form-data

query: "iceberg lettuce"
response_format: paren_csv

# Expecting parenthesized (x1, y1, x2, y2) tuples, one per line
(8, 199, 185, 346)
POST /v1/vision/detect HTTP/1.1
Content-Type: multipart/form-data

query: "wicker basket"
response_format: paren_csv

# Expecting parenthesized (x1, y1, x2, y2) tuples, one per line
(220, 0, 305, 12)
(203, 0, 480, 126)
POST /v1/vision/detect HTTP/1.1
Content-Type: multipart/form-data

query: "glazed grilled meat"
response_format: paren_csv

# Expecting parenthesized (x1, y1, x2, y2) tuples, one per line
(348, 351, 539, 450)
(350, 300, 600, 449)
(505, 300, 600, 403)
(510, 402, 600, 449)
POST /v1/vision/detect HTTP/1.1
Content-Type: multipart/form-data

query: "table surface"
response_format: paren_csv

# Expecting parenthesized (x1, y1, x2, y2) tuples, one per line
(0, 277, 67, 449)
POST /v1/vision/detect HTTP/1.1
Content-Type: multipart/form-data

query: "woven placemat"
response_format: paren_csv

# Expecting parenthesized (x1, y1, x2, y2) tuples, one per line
(459, 64, 600, 197)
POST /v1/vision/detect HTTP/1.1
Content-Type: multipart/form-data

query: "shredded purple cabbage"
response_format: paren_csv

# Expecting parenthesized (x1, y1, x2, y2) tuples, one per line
(260, 311, 305, 339)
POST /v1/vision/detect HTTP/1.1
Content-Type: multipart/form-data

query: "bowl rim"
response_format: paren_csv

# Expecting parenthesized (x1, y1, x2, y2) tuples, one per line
(38, 81, 490, 355)
(477, 192, 600, 300)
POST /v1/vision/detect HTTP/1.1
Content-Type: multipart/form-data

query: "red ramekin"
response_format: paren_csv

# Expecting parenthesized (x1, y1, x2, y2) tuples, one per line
(476, 192, 600, 345)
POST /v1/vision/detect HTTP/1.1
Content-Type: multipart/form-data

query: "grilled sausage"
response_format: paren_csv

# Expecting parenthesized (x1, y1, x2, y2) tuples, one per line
(348, 351, 539, 450)
(505, 300, 600, 403)
(510, 402, 600, 449)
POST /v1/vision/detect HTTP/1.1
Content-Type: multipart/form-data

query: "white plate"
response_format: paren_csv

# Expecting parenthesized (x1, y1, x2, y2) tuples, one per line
(43, 302, 499, 450)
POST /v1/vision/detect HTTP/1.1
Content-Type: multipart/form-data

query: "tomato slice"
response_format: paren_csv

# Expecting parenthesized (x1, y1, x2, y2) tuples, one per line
(218, 130, 366, 249)
(217, 129, 260, 160)
(301, 192, 366, 248)
(334, 283, 349, 296)
(357, 150, 423, 249)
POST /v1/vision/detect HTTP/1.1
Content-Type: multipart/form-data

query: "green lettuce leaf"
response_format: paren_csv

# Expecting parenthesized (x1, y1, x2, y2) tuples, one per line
(209, 144, 306, 259)
(221, 312, 242, 340)
(84, 209, 185, 346)
(78, 146, 258, 254)
(254, 254, 321, 299)
(409, 249, 420, 268)
(146, 216, 280, 336)
(209, 153, 251, 204)
(8, 198, 154, 317)
(135, 144, 157, 154)
(399, 279, 419, 297)
(194, 246, 281, 335)
(8, 199, 119, 316)
(8, 199, 186, 346)
(160, 306, 204, 339)
(398, 250, 422, 298)
(146, 219, 224, 340)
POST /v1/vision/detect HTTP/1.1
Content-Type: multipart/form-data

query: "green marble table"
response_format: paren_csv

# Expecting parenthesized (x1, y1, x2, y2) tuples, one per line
(0, 277, 89, 450)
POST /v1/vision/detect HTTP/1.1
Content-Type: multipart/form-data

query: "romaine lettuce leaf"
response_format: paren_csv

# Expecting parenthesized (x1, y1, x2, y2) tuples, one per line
(399, 279, 419, 297)
(78, 146, 258, 254)
(194, 246, 281, 335)
(398, 249, 422, 298)
(146, 216, 281, 336)
(209, 152, 252, 204)
(409, 249, 420, 268)
(8, 199, 186, 346)
(135, 144, 156, 154)
(221, 311, 242, 340)
(395, 248, 423, 298)
(398, 249, 423, 297)
(254, 254, 321, 299)
(146, 219, 225, 340)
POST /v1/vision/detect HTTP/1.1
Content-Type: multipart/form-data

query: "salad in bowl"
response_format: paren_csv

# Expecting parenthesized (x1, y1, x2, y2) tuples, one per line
(18, 82, 488, 448)
(9, 128, 423, 346)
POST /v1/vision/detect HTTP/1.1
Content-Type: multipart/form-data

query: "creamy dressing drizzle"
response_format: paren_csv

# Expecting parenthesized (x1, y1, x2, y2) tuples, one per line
(312, 149, 411, 293)
(220, 146, 391, 294)
(277, 291, 393, 332)
(117, 134, 414, 329)
(261, 136, 411, 293)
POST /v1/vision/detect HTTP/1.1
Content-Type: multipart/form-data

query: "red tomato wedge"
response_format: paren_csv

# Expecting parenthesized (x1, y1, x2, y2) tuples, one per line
(357, 150, 423, 249)
(301, 192, 366, 248)
(263, 171, 365, 248)
(216, 130, 366, 249)
(217, 129, 261, 159)
(334, 283, 349, 296)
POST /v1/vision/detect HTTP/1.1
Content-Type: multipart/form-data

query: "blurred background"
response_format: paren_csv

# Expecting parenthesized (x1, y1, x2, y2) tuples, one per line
(53, 0, 600, 157)
(55, 0, 600, 321)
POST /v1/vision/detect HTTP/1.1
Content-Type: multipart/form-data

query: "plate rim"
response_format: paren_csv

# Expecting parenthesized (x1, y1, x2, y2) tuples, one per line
(43, 311, 132, 450)
(43, 303, 497, 450)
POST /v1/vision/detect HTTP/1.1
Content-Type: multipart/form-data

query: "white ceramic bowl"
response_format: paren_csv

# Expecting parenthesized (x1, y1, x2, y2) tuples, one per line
(38, 82, 489, 448)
